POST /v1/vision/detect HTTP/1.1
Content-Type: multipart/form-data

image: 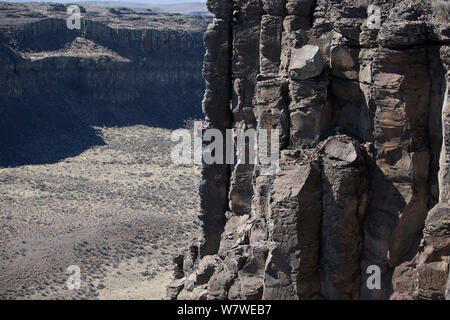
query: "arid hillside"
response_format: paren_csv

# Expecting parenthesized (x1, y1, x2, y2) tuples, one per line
(0, 125, 201, 299)
(0, 2, 205, 300)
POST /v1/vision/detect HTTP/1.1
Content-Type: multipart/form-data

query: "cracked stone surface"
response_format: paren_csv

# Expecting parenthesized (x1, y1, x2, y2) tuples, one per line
(168, 0, 450, 300)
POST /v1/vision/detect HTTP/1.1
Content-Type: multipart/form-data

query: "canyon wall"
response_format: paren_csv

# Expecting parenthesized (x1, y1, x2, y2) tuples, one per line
(0, 3, 209, 167)
(168, 0, 450, 300)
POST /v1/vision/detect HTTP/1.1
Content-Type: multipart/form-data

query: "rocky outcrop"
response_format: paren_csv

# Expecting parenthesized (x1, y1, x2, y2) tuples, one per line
(0, 3, 209, 167)
(168, 0, 449, 300)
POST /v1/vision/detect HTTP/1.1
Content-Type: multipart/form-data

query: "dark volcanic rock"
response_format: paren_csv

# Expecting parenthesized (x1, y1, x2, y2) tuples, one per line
(167, 0, 449, 300)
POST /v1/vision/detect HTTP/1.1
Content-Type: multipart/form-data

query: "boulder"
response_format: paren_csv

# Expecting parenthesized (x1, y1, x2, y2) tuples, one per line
(289, 45, 325, 80)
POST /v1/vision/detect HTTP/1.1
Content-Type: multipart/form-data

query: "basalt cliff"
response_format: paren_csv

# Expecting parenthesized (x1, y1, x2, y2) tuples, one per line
(168, 0, 450, 300)
(0, 2, 209, 167)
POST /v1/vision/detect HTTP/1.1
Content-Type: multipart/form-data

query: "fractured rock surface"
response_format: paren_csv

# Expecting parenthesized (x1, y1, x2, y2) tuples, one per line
(169, 0, 450, 300)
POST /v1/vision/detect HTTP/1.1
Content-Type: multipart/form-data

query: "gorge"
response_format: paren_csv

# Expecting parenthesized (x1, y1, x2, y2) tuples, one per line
(0, 2, 209, 167)
(0, 2, 207, 300)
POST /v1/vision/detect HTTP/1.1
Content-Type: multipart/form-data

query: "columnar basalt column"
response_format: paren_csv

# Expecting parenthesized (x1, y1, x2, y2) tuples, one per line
(360, 46, 432, 299)
(198, 0, 233, 257)
(263, 160, 322, 300)
(320, 137, 369, 300)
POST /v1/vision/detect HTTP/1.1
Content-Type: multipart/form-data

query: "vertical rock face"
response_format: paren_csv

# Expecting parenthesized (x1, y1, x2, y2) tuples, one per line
(198, 5, 233, 256)
(320, 137, 369, 299)
(169, 0, 450, 300)
(263, 160, 322, 299)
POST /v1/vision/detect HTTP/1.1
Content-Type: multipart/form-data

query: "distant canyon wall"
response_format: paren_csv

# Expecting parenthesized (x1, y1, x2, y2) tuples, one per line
(0, 3, 209, 166)
(169, 0, 450, 300)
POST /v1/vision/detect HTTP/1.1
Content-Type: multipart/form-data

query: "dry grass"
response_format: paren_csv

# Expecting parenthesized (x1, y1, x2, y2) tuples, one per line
(433, 0, 450, 20)
(0, 125, 201, 299)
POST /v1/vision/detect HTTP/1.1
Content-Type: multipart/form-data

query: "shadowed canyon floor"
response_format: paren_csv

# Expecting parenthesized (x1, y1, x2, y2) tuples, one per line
(0, 125, 201, 299)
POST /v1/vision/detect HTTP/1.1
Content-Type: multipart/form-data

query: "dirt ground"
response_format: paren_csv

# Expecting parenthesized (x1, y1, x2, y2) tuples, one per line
(0, 125, 201, 300)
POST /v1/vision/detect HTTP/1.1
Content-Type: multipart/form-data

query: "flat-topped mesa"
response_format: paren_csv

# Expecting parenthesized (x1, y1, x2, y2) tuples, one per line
(168, 0, 450, 300)
(0, 2, 209, 31)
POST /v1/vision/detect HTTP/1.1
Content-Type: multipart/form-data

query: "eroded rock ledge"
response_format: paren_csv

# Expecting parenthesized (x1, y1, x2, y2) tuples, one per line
(168, 0, 450, 300)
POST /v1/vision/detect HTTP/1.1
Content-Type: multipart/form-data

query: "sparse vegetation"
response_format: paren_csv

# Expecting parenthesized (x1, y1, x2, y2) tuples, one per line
(356, 0, 370, 9)
(0, 126, 201, 299)
(433, 0, 450, 20)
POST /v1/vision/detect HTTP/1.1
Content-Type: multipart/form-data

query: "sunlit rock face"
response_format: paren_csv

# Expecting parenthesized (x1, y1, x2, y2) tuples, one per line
(168, 0, 450, 300)
(0, 3, 210, 167)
